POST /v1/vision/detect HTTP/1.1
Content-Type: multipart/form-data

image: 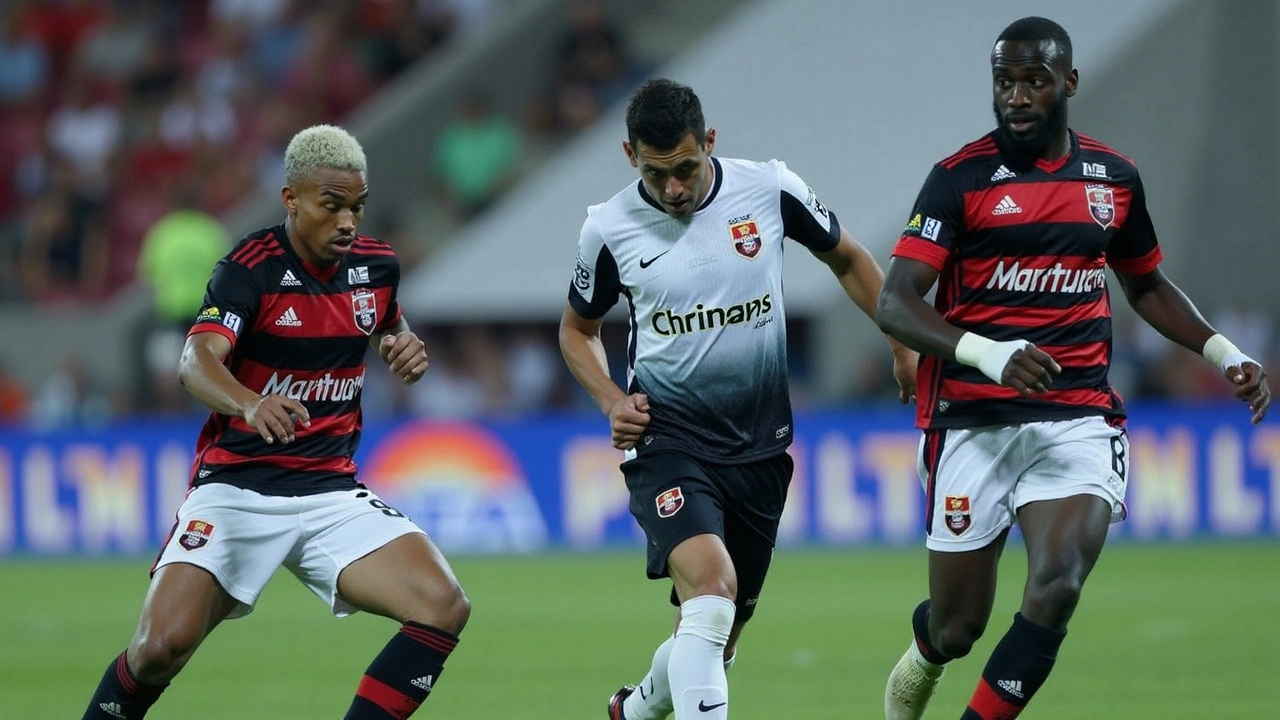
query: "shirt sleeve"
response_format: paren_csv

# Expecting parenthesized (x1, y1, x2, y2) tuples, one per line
(375, 254, 403, 333)
(1106, 173, 1163, 275)
(890, 164, 964, 271)
(567, 213, 622, 320)
(188, 258, 259, 348)
(776, 160, 841, 252)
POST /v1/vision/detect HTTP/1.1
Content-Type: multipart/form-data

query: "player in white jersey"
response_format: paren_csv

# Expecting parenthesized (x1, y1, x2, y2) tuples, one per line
(559, 78, 918, 720)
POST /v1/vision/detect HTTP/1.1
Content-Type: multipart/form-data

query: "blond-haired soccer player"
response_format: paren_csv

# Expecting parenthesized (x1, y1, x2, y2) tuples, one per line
(81, 125, 470, 720)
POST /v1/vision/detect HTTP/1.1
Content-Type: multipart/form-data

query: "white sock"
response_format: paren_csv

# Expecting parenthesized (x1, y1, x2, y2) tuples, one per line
(668, 596, 735, 719)
(623, 638, 740, 720)
(909, 640, 944, 674)
(623, 635, 675, 720)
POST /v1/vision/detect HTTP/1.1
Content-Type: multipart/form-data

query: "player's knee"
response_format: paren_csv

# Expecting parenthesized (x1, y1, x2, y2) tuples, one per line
(405, 578, 471, 634)
(932, 617, 985, 659)
(676, 595, 736, 647)
(128, 627, 202, 682)
(1024, 573, 1083, 626)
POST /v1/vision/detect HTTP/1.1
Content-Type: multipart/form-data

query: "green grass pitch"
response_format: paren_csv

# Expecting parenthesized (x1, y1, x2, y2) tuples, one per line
(2, 542, 1276, 718)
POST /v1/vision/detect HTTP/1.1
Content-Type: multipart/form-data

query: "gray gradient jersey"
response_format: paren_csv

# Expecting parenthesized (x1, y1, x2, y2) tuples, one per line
(567, 157, 840, 463)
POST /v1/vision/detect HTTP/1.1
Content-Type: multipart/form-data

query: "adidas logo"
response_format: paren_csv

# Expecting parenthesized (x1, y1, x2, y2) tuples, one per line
(281, 270, 302, 287)
(99, 702, 126, 718)
(996, 679, 1025, 699)
(411, 675, 434, 691)
(991, 164, 1016, 181)
(992, 195, 1023, 215)
(275, 307, 302, 327)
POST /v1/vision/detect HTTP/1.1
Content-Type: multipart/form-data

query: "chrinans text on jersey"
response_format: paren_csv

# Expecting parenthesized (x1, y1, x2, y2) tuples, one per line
(651, 293, 773, 336)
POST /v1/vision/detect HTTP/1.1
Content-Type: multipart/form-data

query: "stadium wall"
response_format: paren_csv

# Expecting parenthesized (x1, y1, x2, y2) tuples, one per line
(1, 405, 1276, 557)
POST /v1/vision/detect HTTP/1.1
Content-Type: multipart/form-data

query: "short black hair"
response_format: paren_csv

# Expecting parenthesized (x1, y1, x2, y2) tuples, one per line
(996, 16, 1073, 69)
(625, 78, 706, 151)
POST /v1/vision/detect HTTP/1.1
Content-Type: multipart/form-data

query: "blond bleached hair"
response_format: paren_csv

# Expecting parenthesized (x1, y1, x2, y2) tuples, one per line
(283, 124, 368, 187)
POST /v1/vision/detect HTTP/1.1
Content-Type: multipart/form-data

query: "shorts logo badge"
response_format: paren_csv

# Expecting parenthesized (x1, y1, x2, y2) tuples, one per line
(1085, 185, 1115, 229)
(943, 495, 971, 536)
(656, 487, 684, 518)
(179, 520, 214, 550)
(729, 217, 761, 260)
(352, 289, 377, 335)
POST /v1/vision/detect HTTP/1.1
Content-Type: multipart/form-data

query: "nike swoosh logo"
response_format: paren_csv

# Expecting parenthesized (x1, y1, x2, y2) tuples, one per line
(639, 250, 670, 269)
(698, 700, 726, 712)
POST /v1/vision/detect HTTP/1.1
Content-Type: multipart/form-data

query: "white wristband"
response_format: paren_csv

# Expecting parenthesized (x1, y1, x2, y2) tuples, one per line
(955, 332, 1029, 385)
(1202, 333, 1253, 372)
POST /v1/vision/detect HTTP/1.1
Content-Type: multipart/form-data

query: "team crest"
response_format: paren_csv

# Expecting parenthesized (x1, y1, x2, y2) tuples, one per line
(729, 217, 762, 259)
(1085, 185, 1115, 229)
(352, 289, 377, 335)
(179, 520, 214, 550)
(656, 487, 685, 518)
(943, 495, 971, 536)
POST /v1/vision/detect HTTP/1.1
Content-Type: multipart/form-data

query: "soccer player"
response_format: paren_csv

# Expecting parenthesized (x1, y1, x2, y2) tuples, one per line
(80, 125, 471, 720)
(877, 17, 1270, 720)
(560, 78, 918, 720)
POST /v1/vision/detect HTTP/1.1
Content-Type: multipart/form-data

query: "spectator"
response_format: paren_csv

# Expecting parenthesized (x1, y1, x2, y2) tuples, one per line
(0, 5, 50, 107)
(433, 93, 522, 219)
(29, 354, 113, 430)
(16, 157, 107, 301)
(0, 359, 29, 425)
(46, 70, 121, 195)
(73, 0, 153, 87)
(134, 184, 229, 411)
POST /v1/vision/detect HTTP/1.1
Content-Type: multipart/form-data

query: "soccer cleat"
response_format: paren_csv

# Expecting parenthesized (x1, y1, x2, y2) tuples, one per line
(608, 685, 635, 720)
(885, 644, 945, 720)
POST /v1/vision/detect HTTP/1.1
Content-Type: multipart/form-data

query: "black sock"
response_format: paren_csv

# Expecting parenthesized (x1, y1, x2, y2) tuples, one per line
(344, 621, 459, 719)
(81, 652, 167, 720)
(959, 613, 1066, 720)
(911, 599, 952, 665)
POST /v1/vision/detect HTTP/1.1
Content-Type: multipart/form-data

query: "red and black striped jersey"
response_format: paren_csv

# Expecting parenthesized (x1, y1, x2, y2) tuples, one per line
(891, 130, 1162, 429)
(186, 223, 402, 495)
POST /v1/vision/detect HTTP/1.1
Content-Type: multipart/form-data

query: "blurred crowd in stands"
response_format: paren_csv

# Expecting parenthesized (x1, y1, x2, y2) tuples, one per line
(0, 1, 1271, 429)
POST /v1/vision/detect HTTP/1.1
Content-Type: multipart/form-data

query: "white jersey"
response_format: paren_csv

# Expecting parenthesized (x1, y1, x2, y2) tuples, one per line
(568, 156, 840, 462)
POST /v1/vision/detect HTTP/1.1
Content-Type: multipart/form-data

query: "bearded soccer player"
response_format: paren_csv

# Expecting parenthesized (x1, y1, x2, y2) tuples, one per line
(80, 125, 470, 720)
(877, 17, 1270, 720)
(560, 78, 918, 720)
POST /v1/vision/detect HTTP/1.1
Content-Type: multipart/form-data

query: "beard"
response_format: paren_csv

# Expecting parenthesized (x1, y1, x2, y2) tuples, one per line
(993, 95, 1068, 168)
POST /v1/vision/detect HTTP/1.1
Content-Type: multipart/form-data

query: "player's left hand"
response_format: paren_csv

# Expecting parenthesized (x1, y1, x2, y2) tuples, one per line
(380, 332, 428, 384)
(892, 347, 919, 404)
(1228, 361, 1269, 424)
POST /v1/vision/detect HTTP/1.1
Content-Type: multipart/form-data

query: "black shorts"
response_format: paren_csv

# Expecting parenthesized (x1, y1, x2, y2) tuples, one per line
(622, 450, 793, 622)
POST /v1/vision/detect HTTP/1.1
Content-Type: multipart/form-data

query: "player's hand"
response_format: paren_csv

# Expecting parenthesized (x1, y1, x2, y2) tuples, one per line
(244, 394, 310, 445)
(380, 332, 429, 384)
(608, 393, 651, 450)
(1227, 361, 1269, 424)
(1003, 344, 1061, 396)
(891, 346, 919, 404)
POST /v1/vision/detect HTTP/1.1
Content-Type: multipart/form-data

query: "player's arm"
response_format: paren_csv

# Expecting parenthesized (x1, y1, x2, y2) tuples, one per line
(775, 161, 916, 400)
(178, 332, 310, 444)
(1114, 268, 1269, 423)
(561, 216, 649, 449)
(559, 303, 650, 450)
(559, 304, 626, 416)
(813, 228, 918, 402)
(814, 227, 912, 348)
(1108, 174, 1267, 422)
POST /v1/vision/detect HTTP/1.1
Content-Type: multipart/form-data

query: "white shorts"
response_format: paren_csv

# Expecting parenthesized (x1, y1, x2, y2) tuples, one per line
(154, 483, 425, 619)
(918, 415, 1129, 552)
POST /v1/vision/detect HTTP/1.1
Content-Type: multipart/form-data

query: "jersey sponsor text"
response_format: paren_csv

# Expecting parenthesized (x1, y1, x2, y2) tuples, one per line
(651, 293, 773, 336)
(262, 370, 366, 402)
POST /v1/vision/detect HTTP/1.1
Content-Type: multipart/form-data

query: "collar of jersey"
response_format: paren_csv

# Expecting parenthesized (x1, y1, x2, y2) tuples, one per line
(636, 156, 724, 215)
